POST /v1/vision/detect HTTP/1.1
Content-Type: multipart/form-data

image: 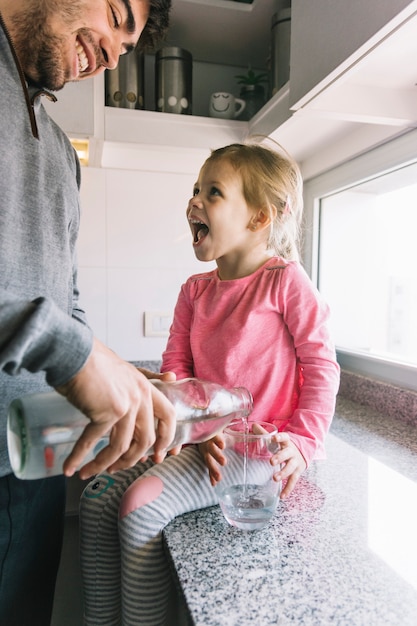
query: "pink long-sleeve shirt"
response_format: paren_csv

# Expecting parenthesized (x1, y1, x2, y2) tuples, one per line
(162, 257, 340, 466)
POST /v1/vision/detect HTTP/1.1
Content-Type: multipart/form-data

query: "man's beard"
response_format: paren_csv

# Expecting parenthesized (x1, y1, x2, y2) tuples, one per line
(10, 1, 84, 91)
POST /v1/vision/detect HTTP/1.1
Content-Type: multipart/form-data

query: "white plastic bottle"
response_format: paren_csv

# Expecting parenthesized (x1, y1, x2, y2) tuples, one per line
(7, 378, 253, 480)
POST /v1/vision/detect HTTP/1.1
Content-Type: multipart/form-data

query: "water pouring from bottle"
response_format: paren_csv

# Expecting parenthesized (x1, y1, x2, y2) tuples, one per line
(215, 419, 281, 531)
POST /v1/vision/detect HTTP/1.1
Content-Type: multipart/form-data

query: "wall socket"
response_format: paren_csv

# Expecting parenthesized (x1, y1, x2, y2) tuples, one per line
(144, 311, 173, 337)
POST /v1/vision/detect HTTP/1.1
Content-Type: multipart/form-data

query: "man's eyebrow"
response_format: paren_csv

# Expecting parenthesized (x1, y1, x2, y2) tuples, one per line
(120, 0, 136, 34)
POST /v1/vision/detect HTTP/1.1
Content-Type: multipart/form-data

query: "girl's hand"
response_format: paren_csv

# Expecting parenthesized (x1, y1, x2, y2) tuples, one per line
(198, 434, 226, 486)
(136, 368, 176, 383)
(271, 432, 307, 499)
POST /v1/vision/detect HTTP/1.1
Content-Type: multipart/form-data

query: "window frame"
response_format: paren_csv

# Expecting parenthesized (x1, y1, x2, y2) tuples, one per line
(303, 127, 417, 392)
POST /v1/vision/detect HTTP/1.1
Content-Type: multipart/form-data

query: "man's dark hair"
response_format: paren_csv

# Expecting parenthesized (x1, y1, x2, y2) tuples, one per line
(138, 0, 171, 51)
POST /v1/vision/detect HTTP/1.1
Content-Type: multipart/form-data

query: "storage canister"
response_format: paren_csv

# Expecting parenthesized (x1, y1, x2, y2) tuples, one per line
(155, 47, 192, 115)
(270, 7, 291, 96)
(105, 49, 145, 109)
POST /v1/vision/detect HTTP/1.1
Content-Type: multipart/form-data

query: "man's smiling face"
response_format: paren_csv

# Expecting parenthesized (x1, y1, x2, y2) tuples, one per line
(8, 0, 149, 90)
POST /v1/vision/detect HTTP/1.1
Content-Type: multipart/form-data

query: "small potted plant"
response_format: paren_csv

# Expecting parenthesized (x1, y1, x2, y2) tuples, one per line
(235, 66, 269, 120)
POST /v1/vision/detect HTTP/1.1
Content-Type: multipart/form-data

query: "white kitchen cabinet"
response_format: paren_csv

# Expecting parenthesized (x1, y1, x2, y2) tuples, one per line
(289, 0, 415, 109)
(252, 0, 417, 178)
(44, 0, 417, 179)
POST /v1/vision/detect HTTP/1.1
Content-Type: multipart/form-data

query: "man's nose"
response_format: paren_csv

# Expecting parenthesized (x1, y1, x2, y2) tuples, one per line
(101, 40, 123, 70)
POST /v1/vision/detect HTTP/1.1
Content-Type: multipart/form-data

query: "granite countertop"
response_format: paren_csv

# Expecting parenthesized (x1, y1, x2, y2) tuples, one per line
(163, 396, 417, 626)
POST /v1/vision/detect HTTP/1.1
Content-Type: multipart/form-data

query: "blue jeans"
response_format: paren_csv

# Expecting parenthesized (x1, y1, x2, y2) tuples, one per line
(0, 473, 66, 626)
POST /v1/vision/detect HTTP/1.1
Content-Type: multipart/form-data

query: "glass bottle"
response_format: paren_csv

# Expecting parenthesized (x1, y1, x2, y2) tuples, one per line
(7, 378, 253, 480)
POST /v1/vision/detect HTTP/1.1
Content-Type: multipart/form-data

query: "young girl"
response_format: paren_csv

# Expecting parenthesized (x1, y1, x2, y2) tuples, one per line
(79, 142, 340, 626)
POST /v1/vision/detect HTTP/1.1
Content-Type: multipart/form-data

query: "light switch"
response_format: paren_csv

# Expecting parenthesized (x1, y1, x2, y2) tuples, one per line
(144, 311, 173, 337)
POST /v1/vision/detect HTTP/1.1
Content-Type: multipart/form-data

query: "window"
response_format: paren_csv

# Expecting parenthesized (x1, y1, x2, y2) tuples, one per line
(303, 129, 417, 392)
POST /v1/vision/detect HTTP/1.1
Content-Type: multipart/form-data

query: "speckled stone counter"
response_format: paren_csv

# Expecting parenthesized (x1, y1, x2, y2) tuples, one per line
(163, 396, 417, 625)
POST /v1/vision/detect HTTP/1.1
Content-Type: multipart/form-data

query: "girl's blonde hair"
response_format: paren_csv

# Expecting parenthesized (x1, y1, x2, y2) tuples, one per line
(205, 139, 303, 261)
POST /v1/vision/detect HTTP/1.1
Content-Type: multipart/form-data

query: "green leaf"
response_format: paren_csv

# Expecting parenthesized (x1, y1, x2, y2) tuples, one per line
(235, 65, 269, 85)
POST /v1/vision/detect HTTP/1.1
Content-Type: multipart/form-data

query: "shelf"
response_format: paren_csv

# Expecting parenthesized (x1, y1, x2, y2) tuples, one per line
(104, 107, 249, 150)
(179, 0, 255, 10)
(97, 107, 251, 170)
(102, 77, 291, 150)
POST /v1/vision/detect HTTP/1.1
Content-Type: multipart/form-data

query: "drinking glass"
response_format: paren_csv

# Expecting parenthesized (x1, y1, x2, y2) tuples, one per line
(215, 420, 281, 531)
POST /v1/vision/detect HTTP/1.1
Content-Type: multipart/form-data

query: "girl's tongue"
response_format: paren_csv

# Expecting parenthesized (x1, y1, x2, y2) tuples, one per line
(195, 224, 209, 243)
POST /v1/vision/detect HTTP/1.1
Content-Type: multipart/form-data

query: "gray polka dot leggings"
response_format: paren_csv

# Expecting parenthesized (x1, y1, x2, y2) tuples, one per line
(80, 446, 217, 626)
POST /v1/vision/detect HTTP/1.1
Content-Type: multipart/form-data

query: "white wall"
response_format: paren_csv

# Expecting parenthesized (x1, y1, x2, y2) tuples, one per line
(76, 150, 215, 361)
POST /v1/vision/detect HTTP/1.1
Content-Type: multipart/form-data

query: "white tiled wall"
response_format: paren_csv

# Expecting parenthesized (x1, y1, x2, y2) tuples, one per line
(76, 152, 215, 361)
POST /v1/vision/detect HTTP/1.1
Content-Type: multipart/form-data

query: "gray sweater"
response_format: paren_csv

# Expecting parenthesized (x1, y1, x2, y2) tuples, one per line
(0, 17, 93, 475)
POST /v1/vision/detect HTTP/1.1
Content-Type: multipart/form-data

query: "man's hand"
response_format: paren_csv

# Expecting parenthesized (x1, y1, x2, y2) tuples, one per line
(56, 338, 176, 479)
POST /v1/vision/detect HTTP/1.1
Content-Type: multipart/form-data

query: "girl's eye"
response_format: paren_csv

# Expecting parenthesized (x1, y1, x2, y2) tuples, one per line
(210, 186, 221, 196)
(192, 187, 199, 197)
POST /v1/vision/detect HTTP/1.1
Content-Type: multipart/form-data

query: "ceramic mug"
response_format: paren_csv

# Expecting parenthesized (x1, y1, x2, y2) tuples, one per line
(209, 92, 246, 119)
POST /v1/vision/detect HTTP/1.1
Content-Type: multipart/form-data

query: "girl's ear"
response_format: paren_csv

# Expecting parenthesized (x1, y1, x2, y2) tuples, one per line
(250, 206, 277, 231)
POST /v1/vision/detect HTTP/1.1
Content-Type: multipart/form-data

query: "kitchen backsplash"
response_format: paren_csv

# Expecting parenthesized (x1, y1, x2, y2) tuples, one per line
(130, 361, 162, 373)
(338, 369, 417, 427)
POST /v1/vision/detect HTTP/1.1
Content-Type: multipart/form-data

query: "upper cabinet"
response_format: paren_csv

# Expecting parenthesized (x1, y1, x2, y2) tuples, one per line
(43, 0, 417, 179)
(289, 0, 415, 108)
(251, 0, 417, 178)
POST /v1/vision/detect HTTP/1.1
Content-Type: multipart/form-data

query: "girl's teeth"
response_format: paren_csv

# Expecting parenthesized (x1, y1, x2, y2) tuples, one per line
(76, 41, 88, 72)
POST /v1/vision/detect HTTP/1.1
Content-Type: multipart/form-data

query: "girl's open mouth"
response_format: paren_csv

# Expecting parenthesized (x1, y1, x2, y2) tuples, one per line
(190, 219, 209, 244)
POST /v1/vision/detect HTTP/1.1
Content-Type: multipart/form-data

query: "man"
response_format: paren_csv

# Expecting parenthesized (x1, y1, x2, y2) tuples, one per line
(0, 1, 173, 624)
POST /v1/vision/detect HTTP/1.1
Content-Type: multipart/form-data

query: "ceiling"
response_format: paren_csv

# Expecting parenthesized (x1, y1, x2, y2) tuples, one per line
(164, 0, 279, 69)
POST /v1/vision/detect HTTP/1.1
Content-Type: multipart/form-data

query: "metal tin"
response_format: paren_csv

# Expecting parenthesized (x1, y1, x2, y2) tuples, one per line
(155, 47, 192, 115)
(270, 8, 291, 96)
(105, 49, 145, 110)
